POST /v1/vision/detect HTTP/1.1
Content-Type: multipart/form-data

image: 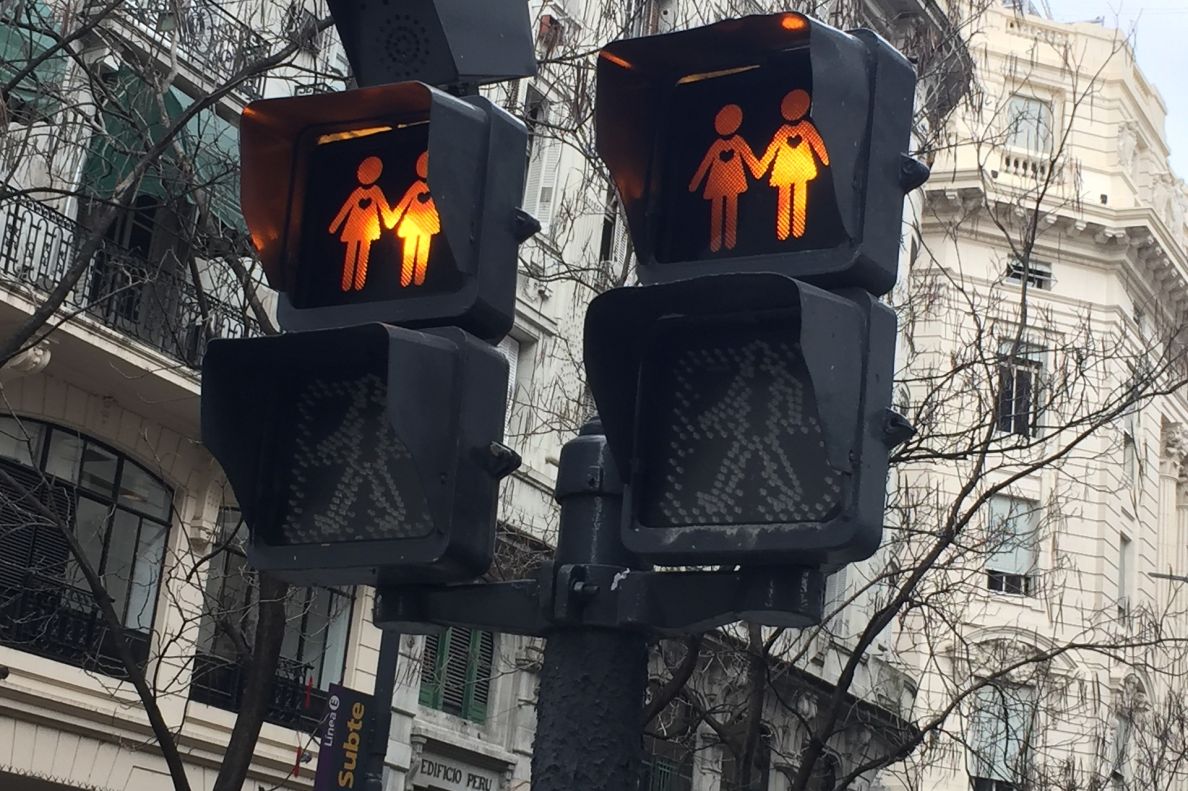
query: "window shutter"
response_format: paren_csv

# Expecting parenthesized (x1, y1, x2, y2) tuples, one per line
(522, 88, 548, 219)
(0, 461, 45, 591)
(418, 632, 444, 707)
(0, 459, 73, 587)
(534, 138, 562, 231)
(996, 363, 1015, 433)
(523, 140, 544, 218)
(1013, 367, 1033, 436)
(823, 566, 849, 635)
(441, 627, 470, 716)
(611, 209, 630, 268)
(464, 630, 495, 722)
(496, 335, 520, 424)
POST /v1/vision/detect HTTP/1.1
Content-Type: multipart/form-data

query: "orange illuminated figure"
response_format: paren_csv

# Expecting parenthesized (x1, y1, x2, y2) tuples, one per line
(386, 151, 440, 287)
(757, 89, 830, 240)
(329, 156, 393, 292)
(688, 104, 761, 252)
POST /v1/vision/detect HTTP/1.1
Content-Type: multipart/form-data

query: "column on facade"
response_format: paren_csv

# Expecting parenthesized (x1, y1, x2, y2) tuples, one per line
(153, 467, 228, 728)
(405, 733, 428, 791)
(1158, 423, 1188, 681)
(1159, 425, 1188, 588)
(1157, 427, 1181, 613)
(692, 727, 723, 791)
(1180, 481, 1188, 588)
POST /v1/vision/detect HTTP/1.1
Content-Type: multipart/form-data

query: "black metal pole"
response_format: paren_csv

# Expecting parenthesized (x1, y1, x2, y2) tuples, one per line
(531, 418, 649, 791)
(363, 628, 401, 791)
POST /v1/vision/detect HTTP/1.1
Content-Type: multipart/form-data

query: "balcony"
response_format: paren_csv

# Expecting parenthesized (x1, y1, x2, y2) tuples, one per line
(190, 653, 329, 733)
(120, 0, 270, 102)
(0, 193, 261, 369)
(0, 572, 150, 677)
(295, 81, 336, 96)
(993, 149, 1080, 198)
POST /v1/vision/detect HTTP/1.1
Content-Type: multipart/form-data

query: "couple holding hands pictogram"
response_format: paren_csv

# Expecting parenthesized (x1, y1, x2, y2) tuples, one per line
(689, 88, 829, 252)
(329, 151, 440, 293)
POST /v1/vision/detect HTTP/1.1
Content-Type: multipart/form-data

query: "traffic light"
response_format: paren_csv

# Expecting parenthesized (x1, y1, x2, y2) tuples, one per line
(596, 12, 925, 296)
(239, 81, 530, 340)
(584, 273, 899, 567)
(202, 323, 516, 587)
(583, 12, 924, 569)
(326, 0, 536, 89)
(206, 52, 533, 584)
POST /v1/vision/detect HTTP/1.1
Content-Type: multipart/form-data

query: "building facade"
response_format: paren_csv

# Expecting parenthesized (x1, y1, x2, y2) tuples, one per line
(893, 3, 1188, 790)
(0, 1, 976, 791)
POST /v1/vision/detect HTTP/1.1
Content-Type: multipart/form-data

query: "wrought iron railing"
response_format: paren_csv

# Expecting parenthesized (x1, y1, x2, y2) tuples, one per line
(0, 572, 150, 676)
(121, 0, 270, 102)
(295, 81, 336, 96)
(190, 652, 329, 733)
(0, 193, 261, 369)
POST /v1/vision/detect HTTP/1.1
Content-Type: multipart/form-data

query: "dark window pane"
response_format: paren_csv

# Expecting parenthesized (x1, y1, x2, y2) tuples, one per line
(0, 419, 172, 678)
(102, 509, 140, 623)
(302, 587, 330, 686)
(118, 460, 171, 521)
(63, 496, 110, 599)
(280, 588, 308, 665)
(79, 441, 118, 496)
(641, 736, 694, 791)
(1013, 369, 1033, 435)
(321, 592, 351, 689)
(0, 417, 43, 467)
(996, 364, 1015, 434)
(127, 517, 166, 630)
(45, 429, 83, 483)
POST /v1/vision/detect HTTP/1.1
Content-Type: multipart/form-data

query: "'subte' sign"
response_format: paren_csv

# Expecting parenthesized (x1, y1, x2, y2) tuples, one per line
(314, 683, 373, 791)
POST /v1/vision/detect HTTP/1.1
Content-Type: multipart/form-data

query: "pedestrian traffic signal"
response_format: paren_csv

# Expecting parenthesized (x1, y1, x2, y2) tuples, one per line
(202, 323, 519, 586)
(584, 273, 903, 567)
(596, 12, 926, 295)
(240, 81, 531, 340)
(326, 0, 536, 89)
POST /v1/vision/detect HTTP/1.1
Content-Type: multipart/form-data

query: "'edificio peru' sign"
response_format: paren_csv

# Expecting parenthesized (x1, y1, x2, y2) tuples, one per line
(415, 752, 501, 791)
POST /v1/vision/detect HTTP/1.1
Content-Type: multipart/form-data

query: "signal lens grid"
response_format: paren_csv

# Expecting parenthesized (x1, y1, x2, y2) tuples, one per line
(636, 318, 843, 529)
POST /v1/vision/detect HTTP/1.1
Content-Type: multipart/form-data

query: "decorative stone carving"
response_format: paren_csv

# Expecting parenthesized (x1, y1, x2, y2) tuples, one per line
(405, 735, 428, 791)
(1117, 121, 1137, 171)
(1153, 172, 1176, 225)
(1160, 423, 1188, 481)
(1172, 181, 1187, 239)
(0, 339, 52, 383)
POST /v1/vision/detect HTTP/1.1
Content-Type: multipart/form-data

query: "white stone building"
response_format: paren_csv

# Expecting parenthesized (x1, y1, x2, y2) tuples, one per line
(0, 1, 997, 791)
(894, 3, 1188, 791)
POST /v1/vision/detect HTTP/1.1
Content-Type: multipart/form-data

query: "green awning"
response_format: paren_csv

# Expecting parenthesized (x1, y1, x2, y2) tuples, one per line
(174, 88, 243, 232)
(82, 69, 244, 232)
(0, 0, 67, 118)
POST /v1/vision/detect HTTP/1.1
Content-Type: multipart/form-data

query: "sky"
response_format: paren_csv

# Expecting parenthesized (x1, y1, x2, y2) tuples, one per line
(1045, 0, 1188, 178)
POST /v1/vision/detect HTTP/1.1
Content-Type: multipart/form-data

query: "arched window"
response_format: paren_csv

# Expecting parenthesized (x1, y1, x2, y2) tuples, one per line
(722, 728, 772, 791)
(0, 416, 172, 676)
(192, 507, 354, 733)
(807, 752, 840, 791)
